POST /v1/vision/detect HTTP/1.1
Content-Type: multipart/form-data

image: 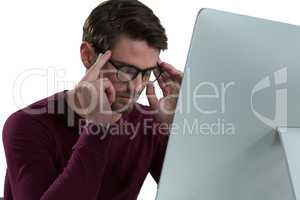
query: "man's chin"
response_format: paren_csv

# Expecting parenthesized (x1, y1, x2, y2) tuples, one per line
(111, 101, 135, 114)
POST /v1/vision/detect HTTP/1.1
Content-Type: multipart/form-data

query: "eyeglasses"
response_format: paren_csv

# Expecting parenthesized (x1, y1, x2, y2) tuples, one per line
(108, 59, 162, 83)
(92, 45, 163, 83)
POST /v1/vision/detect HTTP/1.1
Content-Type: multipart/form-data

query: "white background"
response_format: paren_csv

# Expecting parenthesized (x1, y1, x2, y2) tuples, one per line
(1, 0, 300, 199)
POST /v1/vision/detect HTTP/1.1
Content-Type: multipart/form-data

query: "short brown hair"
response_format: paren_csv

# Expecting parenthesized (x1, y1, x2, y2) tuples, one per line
(82, 0, 168, 53)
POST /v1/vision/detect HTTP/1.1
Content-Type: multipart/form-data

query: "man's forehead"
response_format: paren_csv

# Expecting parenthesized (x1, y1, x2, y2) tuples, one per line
(112, 35, 159, 51)
(110, 58, 158, 70)
(108, 35, 160, 69)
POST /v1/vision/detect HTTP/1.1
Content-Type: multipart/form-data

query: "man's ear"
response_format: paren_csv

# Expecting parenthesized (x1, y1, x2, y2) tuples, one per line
(80, 41, 97, 70)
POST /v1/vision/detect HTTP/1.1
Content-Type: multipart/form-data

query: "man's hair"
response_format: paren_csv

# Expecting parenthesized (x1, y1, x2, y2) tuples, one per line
(82, 0, 168, 53)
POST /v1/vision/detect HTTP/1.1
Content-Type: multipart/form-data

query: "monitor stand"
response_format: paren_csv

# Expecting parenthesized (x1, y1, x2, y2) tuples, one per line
(278, 127, 300, 199)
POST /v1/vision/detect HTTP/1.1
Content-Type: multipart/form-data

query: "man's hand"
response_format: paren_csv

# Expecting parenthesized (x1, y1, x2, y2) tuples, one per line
(67, 50, 119, 125)
(146, 61, 183, 125)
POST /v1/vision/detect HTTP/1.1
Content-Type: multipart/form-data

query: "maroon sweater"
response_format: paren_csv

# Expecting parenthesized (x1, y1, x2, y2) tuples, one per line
(2, 90, 169, 200)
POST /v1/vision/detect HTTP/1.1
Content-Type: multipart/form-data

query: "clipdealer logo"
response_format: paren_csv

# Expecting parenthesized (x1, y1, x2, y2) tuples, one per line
(250, 67, 287, 129)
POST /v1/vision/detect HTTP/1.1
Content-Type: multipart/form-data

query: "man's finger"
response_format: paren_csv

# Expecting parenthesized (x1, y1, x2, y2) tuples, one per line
(101, 78, 116, 105)
(159, 61, 183, 83)
(154, 70, 173, 97)
(146, 82, 159, 110)
(82, 50, 112, 81)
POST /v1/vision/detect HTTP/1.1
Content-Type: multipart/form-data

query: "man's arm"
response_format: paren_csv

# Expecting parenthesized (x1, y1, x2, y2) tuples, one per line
(149, 122, 170, 184)
(146, 61, 181, 184)
(3, 111, 111, 200)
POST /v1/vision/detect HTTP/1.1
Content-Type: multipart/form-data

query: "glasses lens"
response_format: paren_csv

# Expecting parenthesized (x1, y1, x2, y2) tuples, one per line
(117, 66, 138, 82)
(147, 68, 161, 83)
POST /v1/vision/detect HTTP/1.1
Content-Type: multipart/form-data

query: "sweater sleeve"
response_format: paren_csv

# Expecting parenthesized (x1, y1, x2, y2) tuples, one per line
(2, 111, 112, 200)
(149, 119, 170, 184)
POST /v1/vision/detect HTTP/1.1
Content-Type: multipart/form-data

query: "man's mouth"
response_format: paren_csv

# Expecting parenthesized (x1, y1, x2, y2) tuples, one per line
(117, 95, 130, 99)
(117, 94, 138, 99)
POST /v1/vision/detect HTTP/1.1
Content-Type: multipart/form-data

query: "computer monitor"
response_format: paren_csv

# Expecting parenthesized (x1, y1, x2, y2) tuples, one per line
(156, 8, 300, 200)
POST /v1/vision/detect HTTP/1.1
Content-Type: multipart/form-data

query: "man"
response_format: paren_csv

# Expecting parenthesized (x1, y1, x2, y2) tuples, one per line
(2, 0, 182, 199)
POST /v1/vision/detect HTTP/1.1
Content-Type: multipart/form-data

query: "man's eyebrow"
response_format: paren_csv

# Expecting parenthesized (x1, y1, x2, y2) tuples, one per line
(111, 59, 158, 70)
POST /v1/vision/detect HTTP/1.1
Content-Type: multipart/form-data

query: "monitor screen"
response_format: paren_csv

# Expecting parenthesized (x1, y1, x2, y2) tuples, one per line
(156, 8, 300, 200)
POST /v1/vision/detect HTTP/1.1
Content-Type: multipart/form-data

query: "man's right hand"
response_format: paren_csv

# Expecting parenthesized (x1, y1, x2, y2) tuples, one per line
(67, 50, 118, 125)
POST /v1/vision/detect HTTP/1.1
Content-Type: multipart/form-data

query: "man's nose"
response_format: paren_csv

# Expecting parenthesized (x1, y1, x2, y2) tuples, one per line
(129, 73, 144, 96)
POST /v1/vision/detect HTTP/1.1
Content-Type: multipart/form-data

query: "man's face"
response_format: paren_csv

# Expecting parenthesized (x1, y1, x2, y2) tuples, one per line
(98, 34, 160, 113)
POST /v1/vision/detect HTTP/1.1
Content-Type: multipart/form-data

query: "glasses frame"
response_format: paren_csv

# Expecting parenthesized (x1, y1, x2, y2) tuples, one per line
(92, 44, 163, 83)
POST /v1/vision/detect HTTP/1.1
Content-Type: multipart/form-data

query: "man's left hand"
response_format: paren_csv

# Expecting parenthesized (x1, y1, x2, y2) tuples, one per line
(146, 60, 183, 125)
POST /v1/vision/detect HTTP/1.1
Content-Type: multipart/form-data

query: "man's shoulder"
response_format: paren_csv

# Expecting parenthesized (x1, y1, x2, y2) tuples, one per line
(23, 90, 65, 114)
(3, 91, 66, 146)
(3, 91, 65, 132)
(3, 109, 50, 150)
